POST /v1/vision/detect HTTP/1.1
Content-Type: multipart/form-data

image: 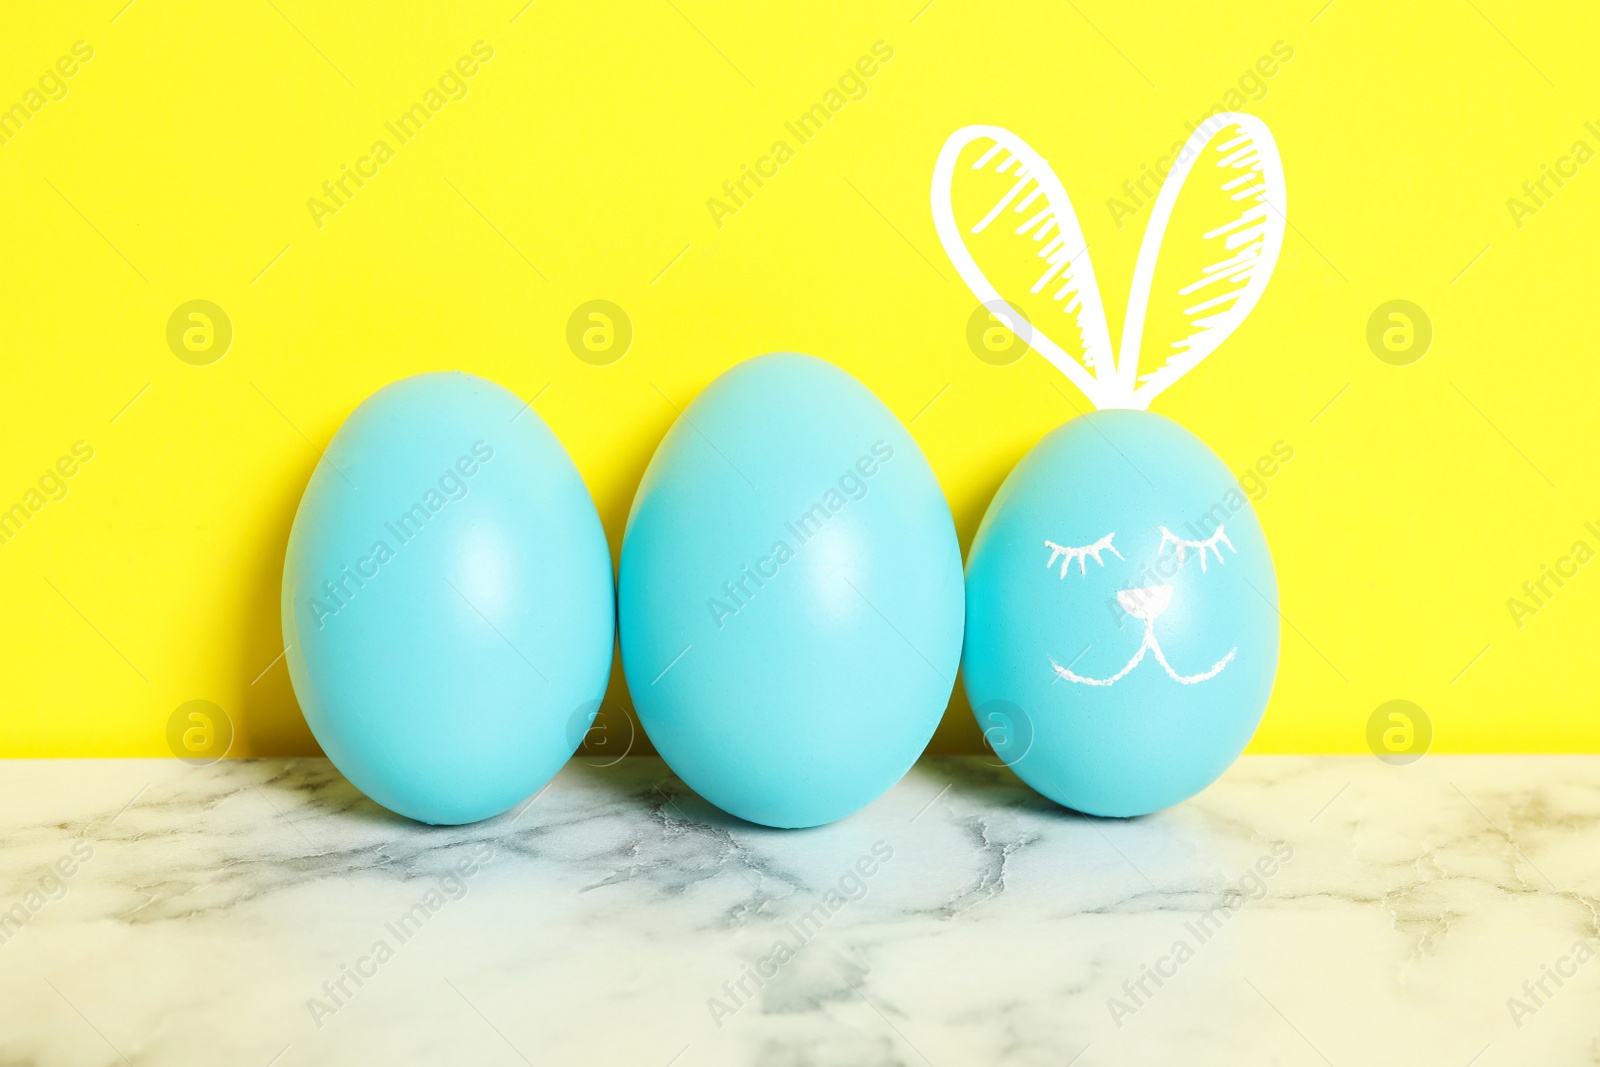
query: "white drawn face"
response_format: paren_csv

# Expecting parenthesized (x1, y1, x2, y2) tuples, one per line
(1045, 525, 1238, 687)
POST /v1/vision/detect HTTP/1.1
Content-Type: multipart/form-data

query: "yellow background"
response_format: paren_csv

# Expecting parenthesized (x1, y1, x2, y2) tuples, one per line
(3, 1, 1596, 757)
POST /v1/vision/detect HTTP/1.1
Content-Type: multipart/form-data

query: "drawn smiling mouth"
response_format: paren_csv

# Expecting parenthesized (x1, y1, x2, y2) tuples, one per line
(1049, 585, 1236, 687)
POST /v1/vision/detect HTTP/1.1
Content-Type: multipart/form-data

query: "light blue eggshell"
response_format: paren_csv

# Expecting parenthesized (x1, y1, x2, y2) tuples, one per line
(963, 411, 1279, 817)
(281, 372, 614, 825)
(619, 353, 964, 828)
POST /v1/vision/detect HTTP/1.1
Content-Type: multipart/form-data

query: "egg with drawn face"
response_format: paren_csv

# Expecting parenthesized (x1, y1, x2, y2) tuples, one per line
(962, 411, 1279, 816)
(930, 110, 1291, 815)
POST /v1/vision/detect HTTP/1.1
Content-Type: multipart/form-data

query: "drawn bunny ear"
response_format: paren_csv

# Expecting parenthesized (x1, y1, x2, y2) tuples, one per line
(1116, 113, 1286, 408)
(932, 126, 1118, 409)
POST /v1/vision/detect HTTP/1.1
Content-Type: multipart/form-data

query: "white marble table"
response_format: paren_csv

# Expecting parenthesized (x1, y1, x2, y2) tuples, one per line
(1, 755, 1597, 1066)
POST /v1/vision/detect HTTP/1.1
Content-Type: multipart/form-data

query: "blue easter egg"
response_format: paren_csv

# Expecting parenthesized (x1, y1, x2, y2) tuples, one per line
(619, 353, 964, 828)
(281, 372, 614, 825)
(963, 411, 1279, 816)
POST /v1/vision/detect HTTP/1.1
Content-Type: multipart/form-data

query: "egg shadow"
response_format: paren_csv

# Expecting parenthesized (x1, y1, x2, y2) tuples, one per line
(561, 753, 875, 839)
(229, 453, 322, 759)
(924, 436, 1033, 757)
(918, 754, 1129, 823)
(248, 757, 416, 831)
(558, 754, 772, 834)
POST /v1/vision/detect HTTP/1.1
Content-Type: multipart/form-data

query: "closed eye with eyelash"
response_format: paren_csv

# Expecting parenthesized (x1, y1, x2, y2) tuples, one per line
(1043, 532, 1123, 577)
(1158, 524, 1236, 573)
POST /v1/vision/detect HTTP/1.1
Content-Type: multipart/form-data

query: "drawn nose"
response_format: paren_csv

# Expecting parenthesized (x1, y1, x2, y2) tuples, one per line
(1117, 585, 1173, 622)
